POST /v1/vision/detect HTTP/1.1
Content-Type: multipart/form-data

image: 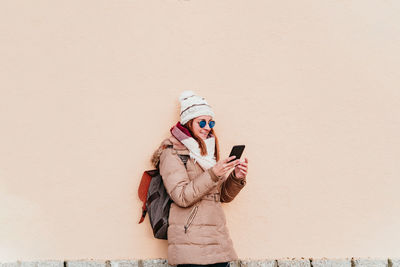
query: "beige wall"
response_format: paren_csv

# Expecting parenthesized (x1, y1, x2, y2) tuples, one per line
(1, 0, 400, 261)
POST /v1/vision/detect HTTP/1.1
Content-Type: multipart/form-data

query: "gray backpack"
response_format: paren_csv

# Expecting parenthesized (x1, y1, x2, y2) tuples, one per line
(138, 145, 189, 239)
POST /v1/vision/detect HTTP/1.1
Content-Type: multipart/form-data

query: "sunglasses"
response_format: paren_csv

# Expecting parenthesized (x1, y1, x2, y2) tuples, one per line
(198, 119, 215, 128)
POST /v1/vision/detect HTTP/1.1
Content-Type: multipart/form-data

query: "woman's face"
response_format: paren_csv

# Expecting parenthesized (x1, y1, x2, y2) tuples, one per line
(192, 115, 214, 140)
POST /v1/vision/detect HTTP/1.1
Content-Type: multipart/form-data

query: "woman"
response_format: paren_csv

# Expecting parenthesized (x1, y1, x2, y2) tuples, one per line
(151, 91, 249, 267)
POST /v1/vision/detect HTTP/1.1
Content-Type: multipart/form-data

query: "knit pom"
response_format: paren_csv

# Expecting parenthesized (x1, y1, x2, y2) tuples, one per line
(179, 90, 195, 102)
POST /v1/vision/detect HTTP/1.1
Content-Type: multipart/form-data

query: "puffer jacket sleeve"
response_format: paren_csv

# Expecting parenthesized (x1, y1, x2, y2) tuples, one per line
(159, 148, 220, 208)
(220, 170, 246, 203)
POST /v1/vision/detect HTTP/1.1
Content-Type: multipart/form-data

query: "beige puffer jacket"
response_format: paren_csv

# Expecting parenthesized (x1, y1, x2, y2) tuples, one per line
(151, 135, 246, 265)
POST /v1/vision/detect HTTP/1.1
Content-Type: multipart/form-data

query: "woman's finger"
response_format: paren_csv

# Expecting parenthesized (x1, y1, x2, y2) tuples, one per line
(227, 162, 237, 169)
(224, 156, 236, 163)
(237, 165, 247, 171)
(230, 159, 240, 166)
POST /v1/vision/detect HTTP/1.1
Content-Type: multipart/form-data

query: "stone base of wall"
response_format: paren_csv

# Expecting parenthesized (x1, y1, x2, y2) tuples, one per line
(1, 258, 400, 267)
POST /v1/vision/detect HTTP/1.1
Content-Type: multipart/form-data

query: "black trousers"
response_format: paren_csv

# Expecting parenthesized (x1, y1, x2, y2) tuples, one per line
(177, 262, 230, 267)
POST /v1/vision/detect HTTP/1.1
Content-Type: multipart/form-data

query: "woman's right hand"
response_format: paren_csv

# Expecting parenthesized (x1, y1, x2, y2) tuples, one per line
(212, 156, 240, 177)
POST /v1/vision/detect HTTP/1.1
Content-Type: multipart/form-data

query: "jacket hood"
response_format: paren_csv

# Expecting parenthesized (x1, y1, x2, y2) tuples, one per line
(151, 135, 189, 168)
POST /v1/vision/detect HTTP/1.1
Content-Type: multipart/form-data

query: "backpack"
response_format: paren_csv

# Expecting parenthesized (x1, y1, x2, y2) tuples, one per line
(138, 145, 189, 239)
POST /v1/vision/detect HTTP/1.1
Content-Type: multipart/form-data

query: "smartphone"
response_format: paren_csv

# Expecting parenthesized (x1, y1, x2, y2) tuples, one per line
(228, 145, 245, 163)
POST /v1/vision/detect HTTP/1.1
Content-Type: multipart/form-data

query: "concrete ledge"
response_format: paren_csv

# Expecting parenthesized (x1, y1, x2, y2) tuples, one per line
(0, 263, 20, 267)
(352, 258, 389, 267)
(109, 260, 168, 267)
(390, 259, 400, 267)
(239, 259, 277, 267)
(67, 261, 107, 267)
(109, 260, 139, 267)
(276, 258, 310, 267)
(1, 258, 400, 267)
(0, 262, 64, 267)
(311, 258, 352, 267)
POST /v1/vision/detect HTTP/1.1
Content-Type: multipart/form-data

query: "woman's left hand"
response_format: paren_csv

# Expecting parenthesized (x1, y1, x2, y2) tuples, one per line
(234, 157, 248, 179)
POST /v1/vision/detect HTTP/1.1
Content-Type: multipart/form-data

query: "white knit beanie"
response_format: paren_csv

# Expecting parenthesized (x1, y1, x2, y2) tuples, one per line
(179, 90, 215, 125)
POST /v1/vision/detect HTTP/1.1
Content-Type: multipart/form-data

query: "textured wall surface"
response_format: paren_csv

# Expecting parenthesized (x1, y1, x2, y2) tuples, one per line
(1, 0, 400, 262)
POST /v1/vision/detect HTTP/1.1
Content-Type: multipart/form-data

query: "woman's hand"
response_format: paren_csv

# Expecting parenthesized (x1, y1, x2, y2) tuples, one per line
(212, 156, 240, 177)
(234, 157, 248, 179)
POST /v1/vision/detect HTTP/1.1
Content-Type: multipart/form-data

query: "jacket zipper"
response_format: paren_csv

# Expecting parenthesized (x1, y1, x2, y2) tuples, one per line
(184, 204, 199, 233)
(184, 157, 200, 234)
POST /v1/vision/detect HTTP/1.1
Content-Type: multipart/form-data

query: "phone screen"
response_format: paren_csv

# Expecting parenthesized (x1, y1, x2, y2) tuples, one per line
(228, 145, 245, 163)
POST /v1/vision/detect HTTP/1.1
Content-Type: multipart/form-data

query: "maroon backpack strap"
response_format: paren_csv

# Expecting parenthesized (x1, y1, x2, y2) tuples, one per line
(139, 206, 147, 224)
